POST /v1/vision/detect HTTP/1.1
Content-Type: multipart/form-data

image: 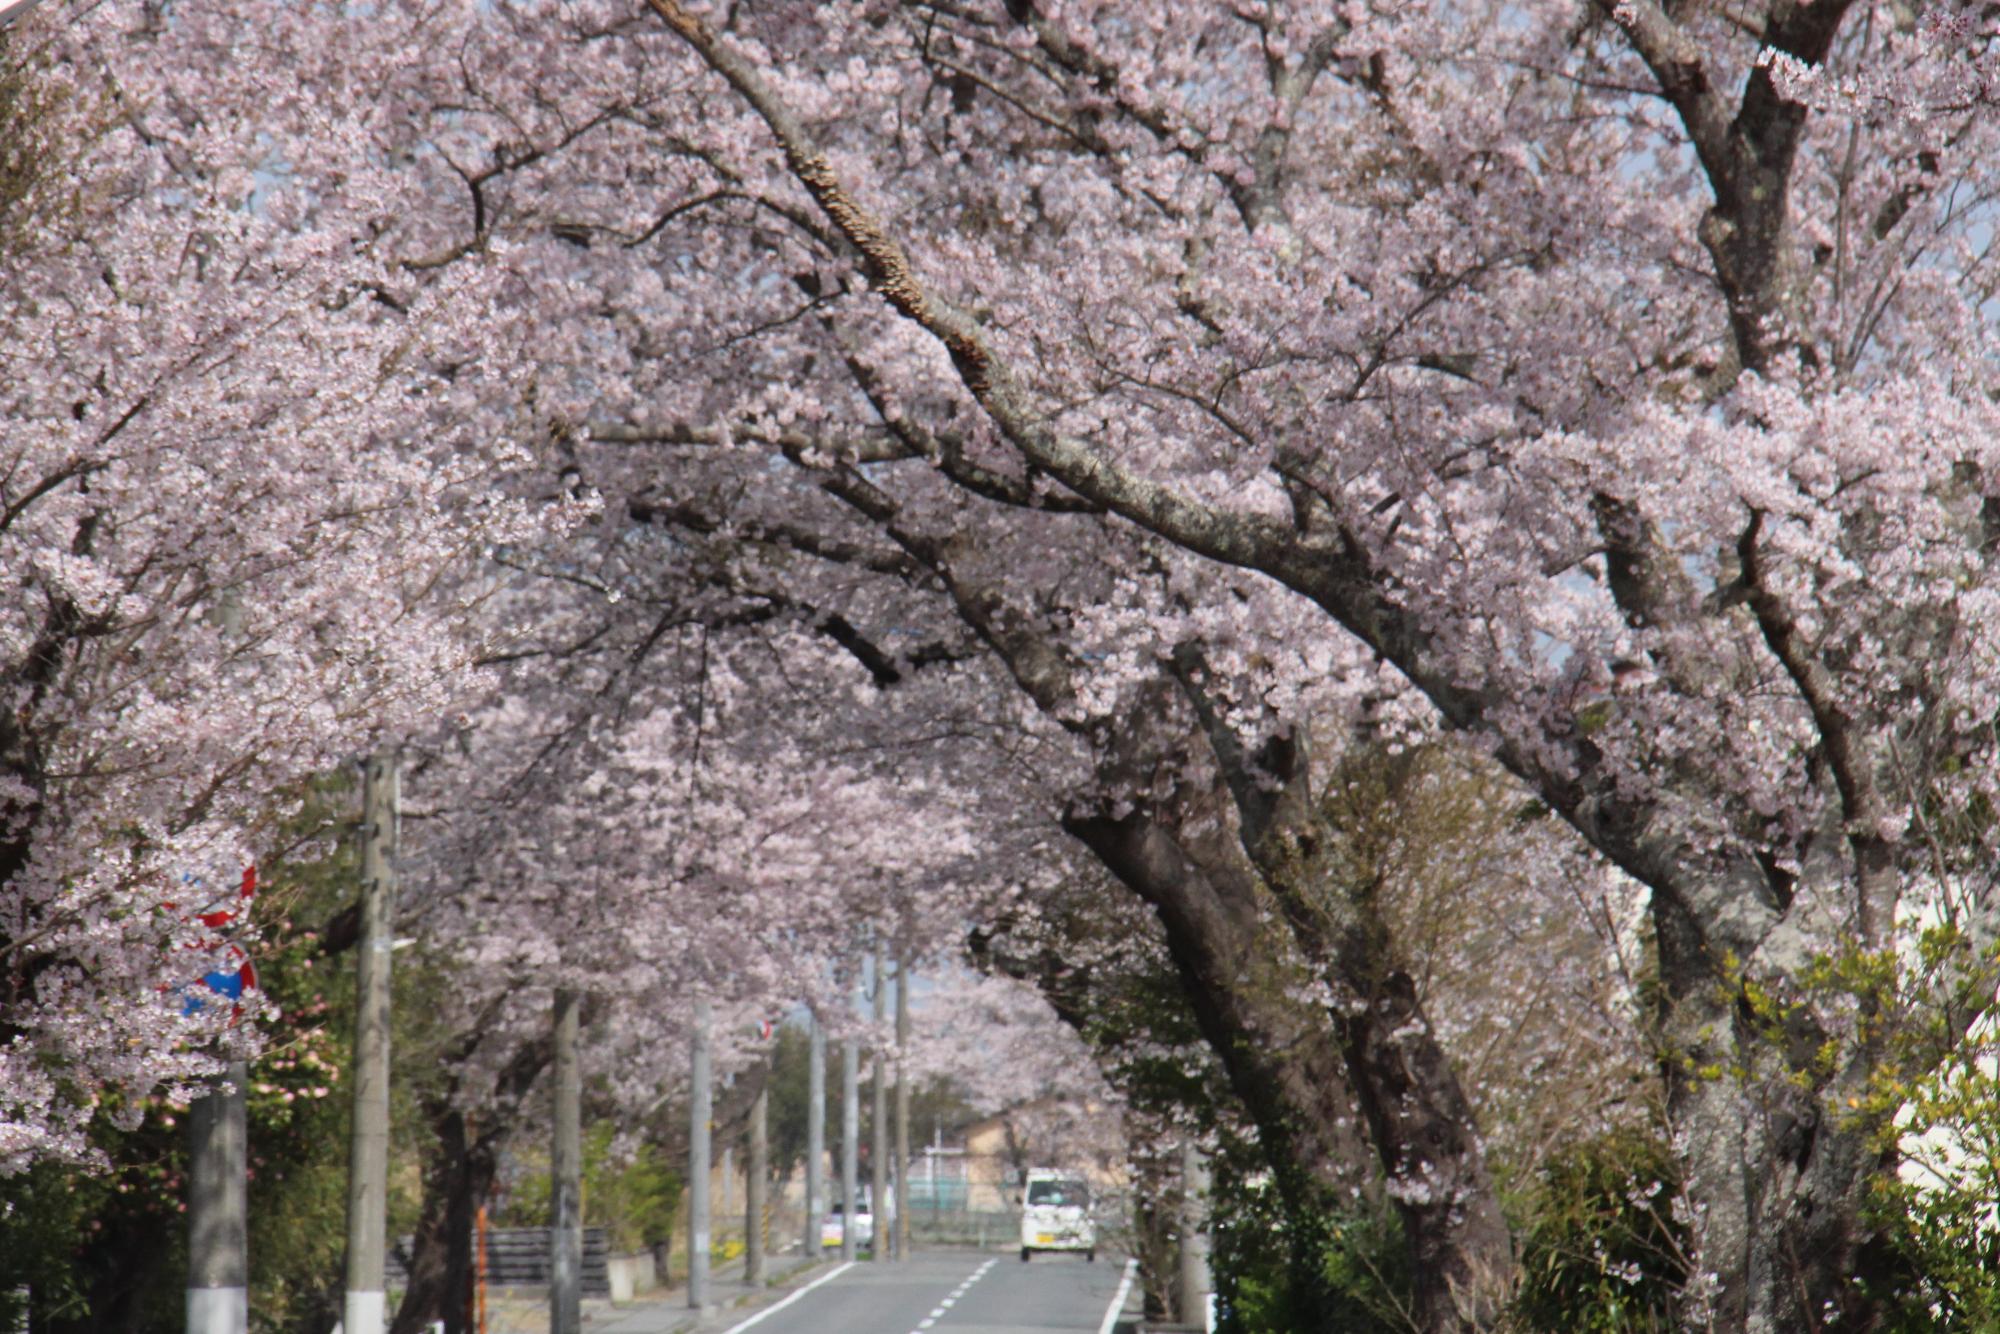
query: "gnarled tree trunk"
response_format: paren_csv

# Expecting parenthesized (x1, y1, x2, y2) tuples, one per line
(1654, 897, 1905, 1333)
(1066, 808, 1375, 1332)
(1171, 672, 1515, 1332)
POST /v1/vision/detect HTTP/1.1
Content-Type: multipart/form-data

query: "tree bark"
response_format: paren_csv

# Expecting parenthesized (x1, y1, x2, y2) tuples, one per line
(1065, 809, 1371, 1332)
(1072, 742, 1515, 1334)
(390, 1031, 553, 1334)
(1337, 968, 1513, 1332)
(1193, 723, 1515, 1333)
(389, 1107, 489, 1334)
(1654, 904, 1904, 1333)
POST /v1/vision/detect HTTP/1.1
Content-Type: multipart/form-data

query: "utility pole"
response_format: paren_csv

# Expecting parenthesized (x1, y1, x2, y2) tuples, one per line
(186, 1060, 247, 1334)
(688, 998, 712, 1312)
(894, 951, 911, 1262)
(839, 1038, 859, 1263)
(343, 750, 398, 1334)
(805, 1016, 825, 1261)
(551, 989, 582, 1334)
(870, 952, 888, 1261)
(746, 1079, 768, 1285)
(1179, 1140, 1213, 1329)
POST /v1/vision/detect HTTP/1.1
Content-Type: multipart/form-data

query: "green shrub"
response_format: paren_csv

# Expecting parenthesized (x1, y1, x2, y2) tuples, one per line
(1210, 1166, 1409, 1334)
(1862, 1049, 2000, 1332)
(492, 1124, 682, 1255)
(586, 1124, 682, 1254)
(1510, 1126, 1684, 1333)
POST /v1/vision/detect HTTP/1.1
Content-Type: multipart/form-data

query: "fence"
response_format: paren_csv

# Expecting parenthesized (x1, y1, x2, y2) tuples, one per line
(385, 1226, 612, 1297)
(902, 1200, 1022, 1248)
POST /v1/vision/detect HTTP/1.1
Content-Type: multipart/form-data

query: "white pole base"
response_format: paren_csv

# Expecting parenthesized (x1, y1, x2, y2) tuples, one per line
(341, 1289, 386, 1334)
(186, 1286, 247, 1334)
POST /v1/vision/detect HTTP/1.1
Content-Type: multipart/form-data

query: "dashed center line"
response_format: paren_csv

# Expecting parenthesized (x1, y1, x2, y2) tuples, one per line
(909, 1257, 998, 1333)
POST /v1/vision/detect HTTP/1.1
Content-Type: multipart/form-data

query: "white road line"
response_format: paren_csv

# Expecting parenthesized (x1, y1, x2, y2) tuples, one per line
(907, 1259, 999, 1334)
(1096, 1258, 1139, 1334)
(719, 1261, 856, 1334)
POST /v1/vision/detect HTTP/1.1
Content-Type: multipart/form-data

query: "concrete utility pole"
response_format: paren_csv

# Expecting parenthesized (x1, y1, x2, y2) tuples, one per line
(186, 1060, 247, 1334)
(870, 953, 888, 1261)
(688, 998, 712, 1312)
(551, 989, 583, 1334)
(805, 1017, 826, 1260)
(1179, 1140, 1213, 1328)
(839, 1038, 859, 1263)
(343, 750, 398, 1334)
(893, 952, 911, 1262)
(746, 1080, 768, 1284)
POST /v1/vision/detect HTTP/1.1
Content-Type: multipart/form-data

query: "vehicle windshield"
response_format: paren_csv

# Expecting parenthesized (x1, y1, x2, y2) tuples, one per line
(1027, 1179, 1088, 1208)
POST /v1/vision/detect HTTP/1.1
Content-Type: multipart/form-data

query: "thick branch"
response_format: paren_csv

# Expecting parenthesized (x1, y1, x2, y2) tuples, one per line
(646, 0, 1294, 574)
(626, 493, 917, 577)
(1605, 0, 1859, 371)
(1735, 509, 1892, 938)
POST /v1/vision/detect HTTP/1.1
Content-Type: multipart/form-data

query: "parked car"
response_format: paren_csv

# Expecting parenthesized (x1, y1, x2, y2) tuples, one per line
(1018, 1169, 1095, 1262)
(820, 1185, 887, 1249)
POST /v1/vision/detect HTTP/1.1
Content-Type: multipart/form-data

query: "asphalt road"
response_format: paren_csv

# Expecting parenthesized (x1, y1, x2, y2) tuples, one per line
(717, 1249, 1138, 1334)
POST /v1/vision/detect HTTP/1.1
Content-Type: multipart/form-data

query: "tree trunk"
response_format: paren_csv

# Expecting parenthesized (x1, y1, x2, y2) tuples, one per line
(1191, 716, 1515, 1333)
(1667, 1031, 1899, 1330)
(389, 1106, 493, 1334)
(1338, 969, 1513, 1332)
(1655, 909, 1904, 1333)
(1130, 1158, 1179, 1324)
(391, 1031, 553, 1334)
(1255, 833, 1514, 1332)
(1065, 810, 1373, 1332)
(1071, 784, 1515, 1334)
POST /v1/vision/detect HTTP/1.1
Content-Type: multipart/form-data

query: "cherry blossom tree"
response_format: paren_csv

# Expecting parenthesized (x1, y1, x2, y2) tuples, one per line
(0, 4, 559, 1166)
(376, 502, 1059, 1326)
(550, 2, 2000, 1327)
(14, 1, 1996, 1330)
(246, 1, 1647, 1321)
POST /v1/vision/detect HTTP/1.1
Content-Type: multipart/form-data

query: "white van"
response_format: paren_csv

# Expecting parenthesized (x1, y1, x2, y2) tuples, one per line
(1018, 1169, 1095, 1262)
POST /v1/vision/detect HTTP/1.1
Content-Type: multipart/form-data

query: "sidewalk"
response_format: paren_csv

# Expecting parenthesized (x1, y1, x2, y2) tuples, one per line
(480, 1253, 834, 1334)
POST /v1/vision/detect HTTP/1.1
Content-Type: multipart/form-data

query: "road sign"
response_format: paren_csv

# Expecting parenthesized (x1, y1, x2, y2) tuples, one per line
(180, 946, 257, 1020)
(194, 955, 258, 1004)
(172, 866, 258, 1022)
